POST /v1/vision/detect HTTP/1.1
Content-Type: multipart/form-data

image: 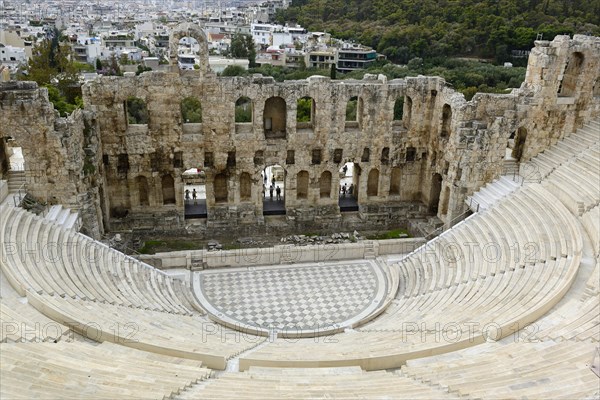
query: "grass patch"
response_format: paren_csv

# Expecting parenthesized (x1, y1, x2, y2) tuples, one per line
(139, 239, 204, 254)
(366, 228, 410, 240)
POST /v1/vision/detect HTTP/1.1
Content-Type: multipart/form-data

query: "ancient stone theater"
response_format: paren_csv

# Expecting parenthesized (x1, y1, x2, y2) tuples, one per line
(0, 26, 599, 398)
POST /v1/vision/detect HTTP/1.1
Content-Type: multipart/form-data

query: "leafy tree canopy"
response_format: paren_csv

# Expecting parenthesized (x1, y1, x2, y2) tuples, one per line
(277, 0, 600, 62)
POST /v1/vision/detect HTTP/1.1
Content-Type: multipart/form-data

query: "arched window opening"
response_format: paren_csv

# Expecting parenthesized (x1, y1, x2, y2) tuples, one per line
(441, 104, 452, 138)
(162, 175, 176, 205)
(137, 176, 149, 206)
(214, 173, 228, 203)
(296, 170, 309, 199)
(404, 96, 413, 128)
(393, 97, 404, 121)
(319, 171, 332, 198)
(559, 52, 584, 97)
(264, 96, 287, 139)
(240, 172, 252, 201)
(389, 167, 401, 195)
(297, 96, 315, 128)
(235, 96, 252, 123)
(126, 97, 148, 125)
(367, 169, 379, 197)
(181, 97, 202, 123)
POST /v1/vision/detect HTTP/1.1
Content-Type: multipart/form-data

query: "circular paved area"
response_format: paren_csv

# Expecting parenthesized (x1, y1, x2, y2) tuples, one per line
(193, 261, 386, 337)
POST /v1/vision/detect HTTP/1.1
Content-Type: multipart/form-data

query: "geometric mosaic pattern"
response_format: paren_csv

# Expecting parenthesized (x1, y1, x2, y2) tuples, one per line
(199, 262, 379, 332)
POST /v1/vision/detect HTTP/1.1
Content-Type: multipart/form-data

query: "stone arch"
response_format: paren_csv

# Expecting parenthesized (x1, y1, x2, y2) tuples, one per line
(367, 169, 379, 197)
(361, 147, 370, 163)
(262, 165, 286, 214)
(381, 147, 390, 163)
(393, 97, 404, 121)
(512, 127, 528, 162)
(240, 172, 252, 201)
(126, 97, 148, 125)
(235, 96, 252, 123)
(296, 170, 309, 199)
(559, 52, 584, 97)
(429, 173, 443, 213)
(389, 167, 401, 195)
(214, 173, 228, 203)
(161, 174, 176, 205)
(181, 97, 202, 123)
(169, 23, 209, 75)
(264, 96, 287, 139)
(345, 96, 359, 121)
(137, 176, 149, 206)
(441, 104, 452, 138)
(319, 171, 332, 198)
(297, 96, 315, 126)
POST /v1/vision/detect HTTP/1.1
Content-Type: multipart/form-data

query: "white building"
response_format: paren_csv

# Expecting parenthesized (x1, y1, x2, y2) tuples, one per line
(0, 43, 27, 68)
(251, 23, 276, 46)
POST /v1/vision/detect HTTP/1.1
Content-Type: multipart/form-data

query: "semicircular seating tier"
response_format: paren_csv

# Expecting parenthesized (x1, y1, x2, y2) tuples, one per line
(0, 206, 267, 370)
(0, 119, 598, 398)
(238, 183, 584, 370)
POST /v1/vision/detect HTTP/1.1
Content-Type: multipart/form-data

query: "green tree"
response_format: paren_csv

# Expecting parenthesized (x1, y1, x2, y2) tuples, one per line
(235, 97, 252, 123)
(221, 65, 248, 77)
(136, 65, 152, 75)
(181, 97, 202, 123)
(126, 97, 149, 124)
(107, 54, 122, 76)
(330, 63, 337, 79)
(24, 39, 56, 85)
(297, 98, 313, 122)
(22, 33, 83, 115)
(119, 53, 130, 66)
(230, 34, 257, 67)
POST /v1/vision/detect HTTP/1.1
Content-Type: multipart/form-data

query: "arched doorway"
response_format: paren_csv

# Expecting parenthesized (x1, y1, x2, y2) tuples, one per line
(338, 162, 359, 212)
(0, 138, 26, 204)
(183, 167, 207, 218)
(262, 164, 286, 215)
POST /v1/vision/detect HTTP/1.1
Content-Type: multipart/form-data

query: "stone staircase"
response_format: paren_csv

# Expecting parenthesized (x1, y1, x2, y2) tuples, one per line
(363, 241, 376, 259)
(520, 119, 600, 182)
(44, 204, 81, 231)
(465, 176, 521, 212)
(6, 170, 25, 193)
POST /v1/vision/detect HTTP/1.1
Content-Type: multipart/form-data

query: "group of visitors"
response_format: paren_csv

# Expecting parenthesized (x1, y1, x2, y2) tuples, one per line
(340, 183, 354, 197)
(184, 188, 198, 204)
(264, 184, 282, 200)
